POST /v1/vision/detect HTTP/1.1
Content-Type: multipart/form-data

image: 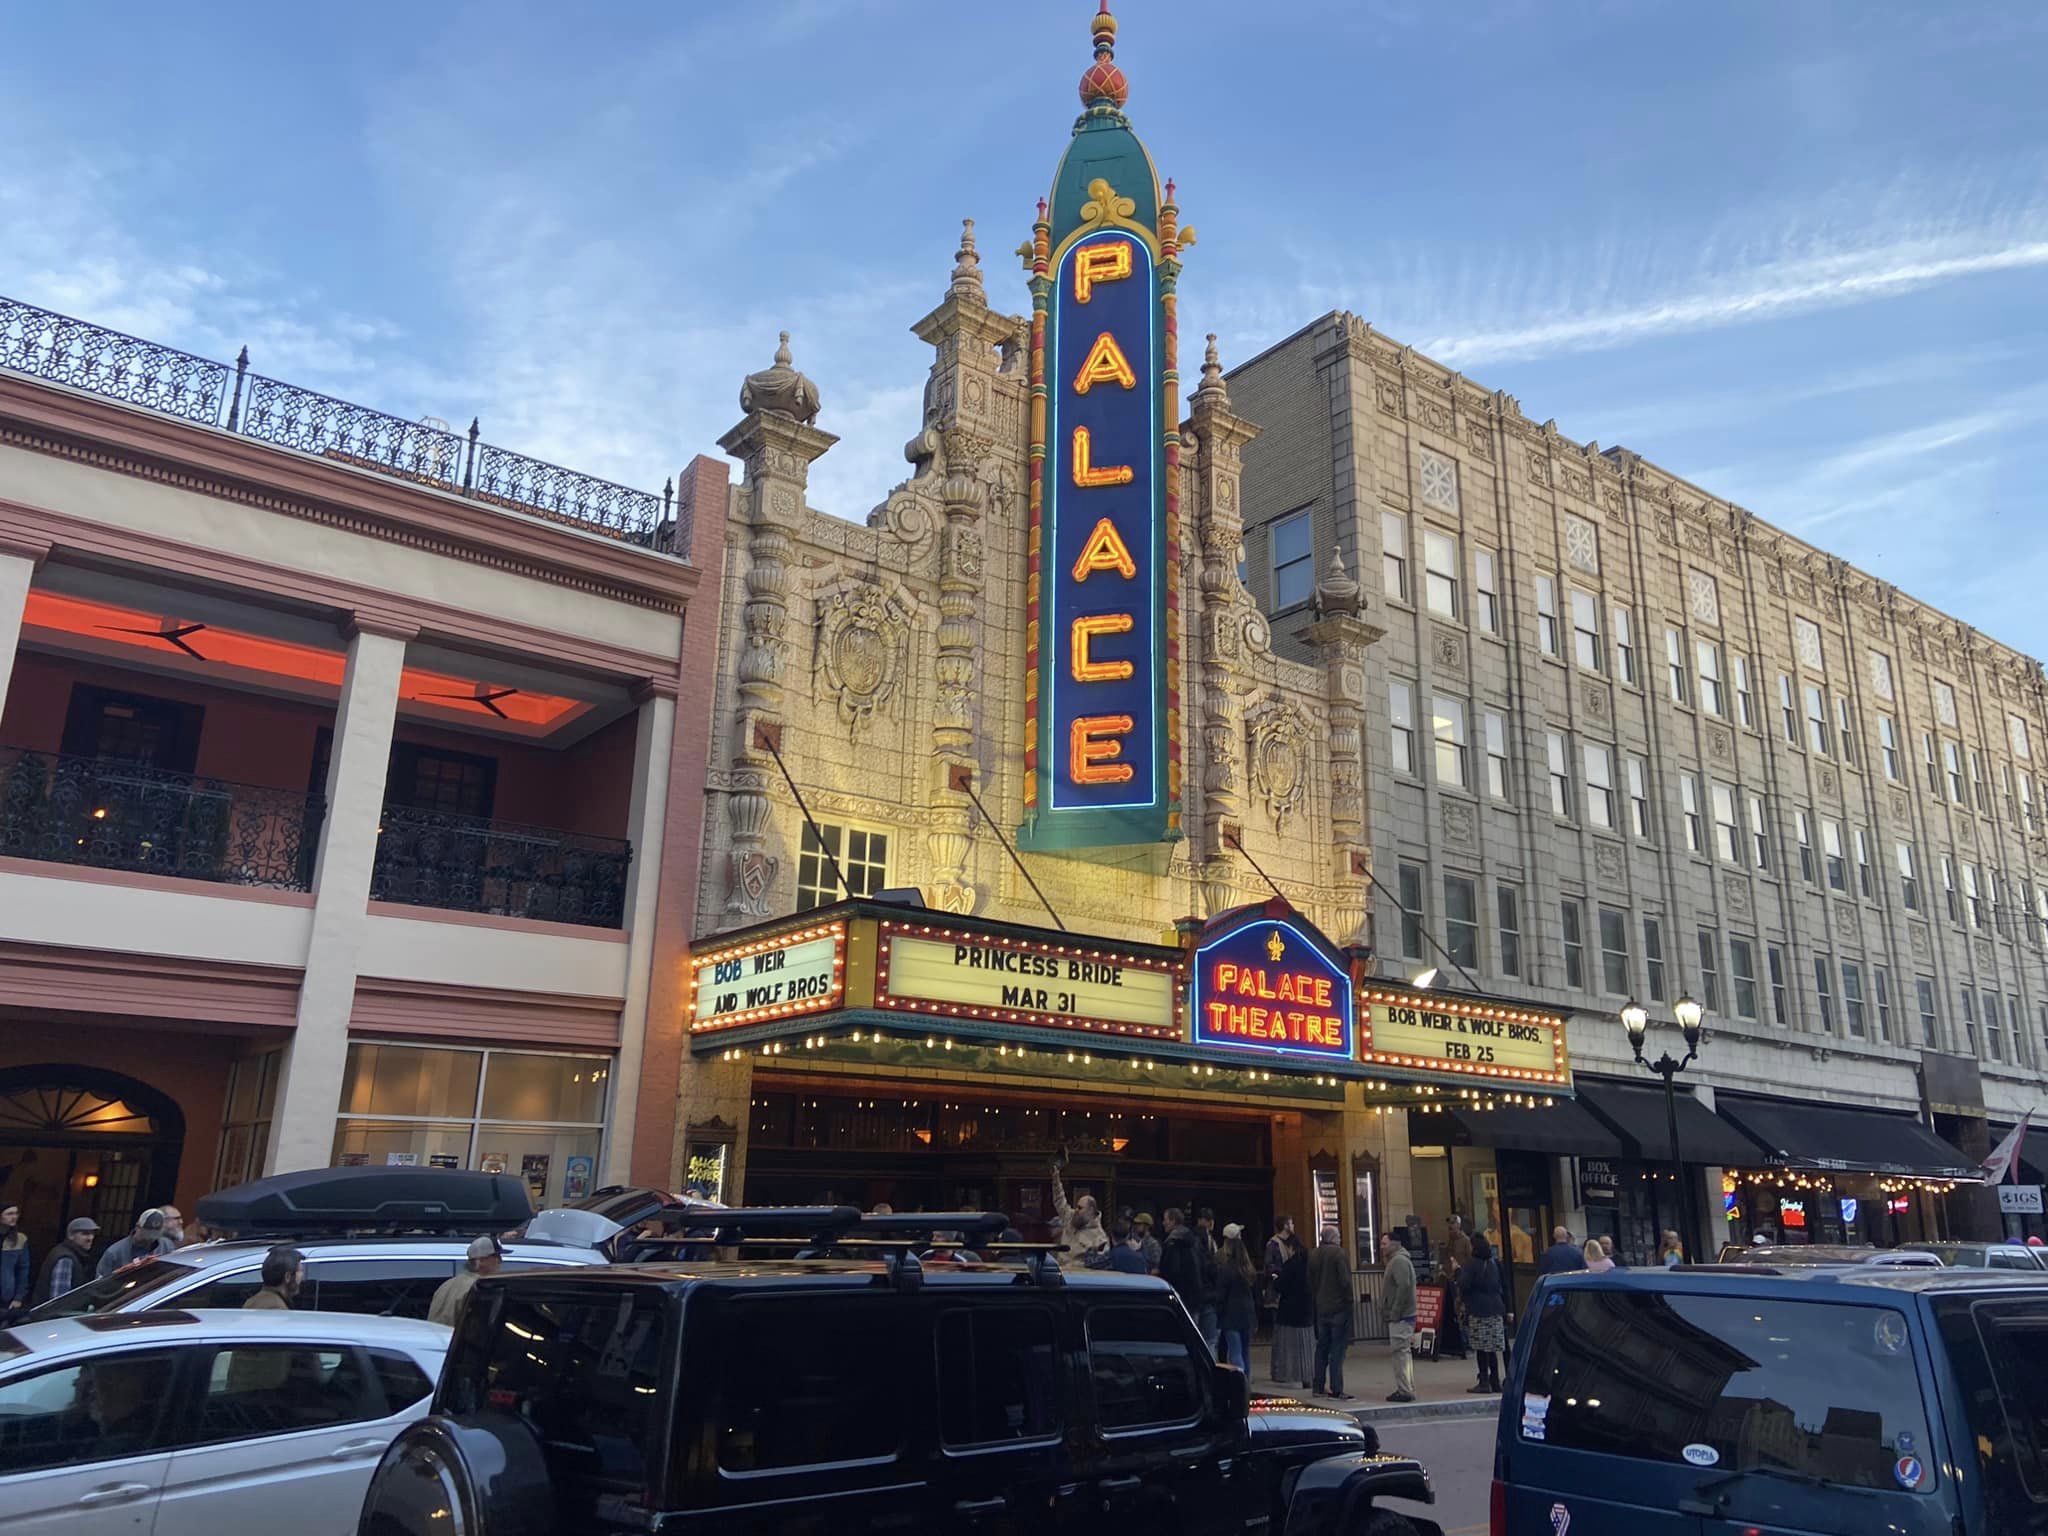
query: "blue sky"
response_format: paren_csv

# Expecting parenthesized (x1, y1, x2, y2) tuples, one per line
(4, 2, 2044, 651)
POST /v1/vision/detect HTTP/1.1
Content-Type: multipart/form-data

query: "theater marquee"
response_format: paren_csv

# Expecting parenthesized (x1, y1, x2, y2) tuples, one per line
(875, 919, 1182, 1041)
(1190, 903, 1355, 1062)
(1358, 985, 1570, 1086)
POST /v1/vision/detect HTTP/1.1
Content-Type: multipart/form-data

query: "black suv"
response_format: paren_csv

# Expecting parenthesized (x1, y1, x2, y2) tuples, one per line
(359, 1209, 1443, 1535)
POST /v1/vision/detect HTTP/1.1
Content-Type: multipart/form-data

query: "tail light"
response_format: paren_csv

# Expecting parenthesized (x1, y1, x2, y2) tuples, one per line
(1490, 1478, 1506, 1536)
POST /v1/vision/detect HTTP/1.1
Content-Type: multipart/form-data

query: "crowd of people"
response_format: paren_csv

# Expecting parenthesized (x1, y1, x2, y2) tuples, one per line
(0, 1201, 201, 1315)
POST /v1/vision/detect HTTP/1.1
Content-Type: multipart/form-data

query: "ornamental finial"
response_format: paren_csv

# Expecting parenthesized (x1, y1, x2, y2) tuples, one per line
(1315, 547, 1362, 619)
(1078, 0, 1129, 109)
(949, 217, 985, 303)
(740, 330, 821, 426)
(1193, 333, 1229, 406)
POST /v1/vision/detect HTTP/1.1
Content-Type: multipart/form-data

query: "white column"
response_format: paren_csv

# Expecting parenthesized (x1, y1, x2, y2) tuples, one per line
(266, 621, 410, 1173)
(0, 544, 44, 723)
(601, 686, 677, 1185)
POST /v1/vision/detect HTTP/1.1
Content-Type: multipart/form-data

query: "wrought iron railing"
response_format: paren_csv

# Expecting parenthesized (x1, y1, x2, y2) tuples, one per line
(0, 294, 686, 552)
(370, 803, 631, 929)
(0, 747, 320, 890)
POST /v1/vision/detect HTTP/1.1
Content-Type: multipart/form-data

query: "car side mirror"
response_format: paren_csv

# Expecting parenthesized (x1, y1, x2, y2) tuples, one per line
(1213, 1362, 1250, 1421)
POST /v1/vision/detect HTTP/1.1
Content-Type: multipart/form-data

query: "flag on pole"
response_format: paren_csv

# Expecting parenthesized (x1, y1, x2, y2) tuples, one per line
(1983, 1111, 2032, 1185)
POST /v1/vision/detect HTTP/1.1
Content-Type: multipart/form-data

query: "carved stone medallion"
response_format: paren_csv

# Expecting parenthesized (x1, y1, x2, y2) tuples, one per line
(1442, 799, 1475, 848)
(1593, 839, 1625, 883)
(813, 582, 911, 733)
(1248, 703, 1314, 832)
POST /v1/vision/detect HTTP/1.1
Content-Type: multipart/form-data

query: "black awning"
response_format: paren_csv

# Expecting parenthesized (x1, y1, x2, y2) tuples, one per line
(1416, 1098, 1626, 1159)
(1717, 1094, 1979, 1179)
(1575, 1079, 1769, 1167)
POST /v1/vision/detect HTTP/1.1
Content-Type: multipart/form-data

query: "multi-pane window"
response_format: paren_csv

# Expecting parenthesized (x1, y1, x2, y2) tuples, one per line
(1854, 828, 1874, 898)
(1768, 945, 1790, 1025)
(1424, 528, 1460, 619)
(1629, 758, 1652, 839)
(1963, 862, 1984, 927)
(1696, 929, 1721, 1014)
(1879, 715, 1901, 780)
(1916, 978, 1938, 1048)
(1942, 856, 1960, 923)
(1836, 697, 1857, 765)
(1390, 682, 1416, 774)
(1842, 962, 1867, 1038)
(2023, 771, 2038, 832)
(1496, 884, 1522, 978)
(1747, 794, 1770, 869)
(1598, 907, 1630, 995)
(1397, 863, 1425, 960)
(1665, 628, 1688, 704)
(1733, 655, 1755, 728)
(1805, 686, 1832, 756)
(1697, 641, 1725, 716)
(1475, 548, 1501, 634)
(2003, 764, 2020, 825)
(1381, 511, 1409, 602)
(1960, 990, 1977, 1055)
(1681, 775, 1704, 853)
(1548, 731, 1572, 819)
(1644, 918, 1667, 1003)
(1822, 820, 1846, 892)
(1561, 900, 1586, 989)
(1444, 875, 1479, 971)
(1484, 712, 1510, 800)
(1536, 575, 1560, 657)
(1584, 743, 1616, 830)
(1729, 937, 1759, 1020)
(1983, 988, 2003, 1062)
(1612, 605, 1637, 684)
(1571, 589, 1603, 671)
(798, 823, 891, 909)
(1897, 841, 1920, 910)
(1271, 509, 1314, 607)
(1874, 968, 1893, 1041)
(2037, 885, 2048, 948)
(1779, 675, 1799, 745)
(1432, 693, 1469, 788)
(1712, 783, 1739, 862)
(1796, 811, 1816, 884)
(1814, 955, 1835, 1031)
(1969, 748, 1990, 813)
(1945, 740, 1965, 803)
(1923, 731, 1939, 794)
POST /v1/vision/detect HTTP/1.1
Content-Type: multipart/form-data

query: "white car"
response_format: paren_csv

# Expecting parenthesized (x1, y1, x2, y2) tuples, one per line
(0, 1308, 448, 1534)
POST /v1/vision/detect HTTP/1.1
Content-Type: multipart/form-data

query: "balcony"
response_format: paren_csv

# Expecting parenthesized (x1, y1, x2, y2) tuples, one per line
(0, 747, 319, 890)
(371, 804, 631, 930)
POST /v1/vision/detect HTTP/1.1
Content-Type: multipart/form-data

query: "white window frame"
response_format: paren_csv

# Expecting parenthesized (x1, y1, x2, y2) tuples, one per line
(1612, 604, 1637, 685)
(1432, 692, 1470, 789)
(1484, 711, 1510, 800)
(1796, 811, 1816, 884)
(1729, 937, 1759, 1021)
(1547, 731, 1572, 819)
(1747, 793, 1769, 870)
(1712, 782, 1739, 863)
(1897, 840, 1920, 911)
(1779, 675, 1798, 745)
(1475, 547, 1501, 635)
(1879, 715, 1901, 781)
(1854, 827, 1874, 898)
(1836, 696, 1857, 765)
(1381, 511, 1409, 603)
(1805, 685, 1832, 756)
(1390, 682, 1416, 775)
(797, 820, 893, 910)
(1584, 742, 1616, 830)
(1697, 641, 1725, 717)
(1571, 588, 1603, 672)
(1536, 575, 1560, 657)
(1666, 628, 1689, 704)
(1681, 774, 1703, 854)
(1945, 740, 1966, 803)
(1822, 819, 1846, 892)
(1629, 757, 1651, 840)
(1424, 527, 1460, 619)
(1733, 655, 1754, 728)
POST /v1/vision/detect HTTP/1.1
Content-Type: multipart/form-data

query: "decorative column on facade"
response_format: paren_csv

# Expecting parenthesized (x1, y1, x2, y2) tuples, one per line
(1184, 335, 1260, 915)
(1302, 553, 1383, 946)
(716, 335, 835, 916)
(910, 219, 1014, 913)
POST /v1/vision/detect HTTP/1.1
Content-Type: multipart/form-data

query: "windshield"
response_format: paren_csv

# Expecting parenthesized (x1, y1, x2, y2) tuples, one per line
(25, 1258, 200, 1320)
(1519, 1289, 1934, 1493)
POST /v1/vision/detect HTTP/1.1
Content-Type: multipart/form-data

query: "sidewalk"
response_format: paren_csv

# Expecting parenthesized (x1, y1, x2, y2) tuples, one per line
(1250, 1345, 1505, 1425)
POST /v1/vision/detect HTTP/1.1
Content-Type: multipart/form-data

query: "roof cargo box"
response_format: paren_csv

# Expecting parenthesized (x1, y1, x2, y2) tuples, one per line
(197, 1165, 534, 1236)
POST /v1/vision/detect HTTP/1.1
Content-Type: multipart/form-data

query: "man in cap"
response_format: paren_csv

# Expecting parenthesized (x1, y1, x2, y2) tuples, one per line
(96, 1208, 177, 1278)
(428, 1235, 504, 1327)
(35, 1217, 99, 1303)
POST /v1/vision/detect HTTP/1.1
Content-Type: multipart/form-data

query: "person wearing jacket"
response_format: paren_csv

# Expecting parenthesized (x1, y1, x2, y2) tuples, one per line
(1213, 1226, 1258, 1374)
(1270, 1231, 1315, 1390)
(1378, 1230, 1419, 1404)
(1458, 1233, 1507, 1394)
(34, 1217, 97, 1304)
(0, 1206, 29, 1319)
(1159, 1208, 1210, 1323)
(96, 1208, 176, 1278)
(1048, 1156, 1110, 1271)
(1308, 1225, 1355, 1400)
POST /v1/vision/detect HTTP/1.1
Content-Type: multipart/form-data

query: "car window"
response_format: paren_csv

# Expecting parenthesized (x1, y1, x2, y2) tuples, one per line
(1519, 1290, 1933, 1491)
(306, 1259, 458, 1318)
(937, 1305, 1061, 1447)
(1086, 1305, 1204, 1431)
(182, 1344, 384, 1446)
(1990, 1250, 2030, 1270)
(714, 1298, 916, 1473)
(175, 1269, 269, 1310)
(1936, 1297, 2048, 1509)
(0, 1349, 179, 1472)
(443, 1288, 666, 1499)
(367, 1349, 437, 1413)
(25, 1259, 202, 1319)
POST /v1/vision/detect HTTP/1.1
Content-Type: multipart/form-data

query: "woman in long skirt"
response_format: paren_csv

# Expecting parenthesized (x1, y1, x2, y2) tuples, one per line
(1270, 1232, 1315, 1390)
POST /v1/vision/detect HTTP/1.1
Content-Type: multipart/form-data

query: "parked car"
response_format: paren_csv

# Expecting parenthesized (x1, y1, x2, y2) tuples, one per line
(0, 1308, 447, 1534)
(357, 1208, 1448, 1536)
(1494, 1264, 2048, 1533)
(1900, 1240, 2048, 1271)
(28, 1166, 605, 1322)
(1712, 1243, 1942, 1267)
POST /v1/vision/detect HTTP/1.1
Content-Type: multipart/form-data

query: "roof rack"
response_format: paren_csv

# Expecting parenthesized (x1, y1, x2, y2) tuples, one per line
(195, 1166, 535, 1238)
(621, 1207, 1066, 1291)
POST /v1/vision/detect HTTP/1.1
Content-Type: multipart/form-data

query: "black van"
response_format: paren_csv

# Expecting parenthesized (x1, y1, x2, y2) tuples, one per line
(1493, 1264, 2048, 1534)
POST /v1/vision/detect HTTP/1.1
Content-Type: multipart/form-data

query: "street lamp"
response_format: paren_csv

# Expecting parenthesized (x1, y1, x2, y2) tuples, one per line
(1621, 996, 1706, 1259)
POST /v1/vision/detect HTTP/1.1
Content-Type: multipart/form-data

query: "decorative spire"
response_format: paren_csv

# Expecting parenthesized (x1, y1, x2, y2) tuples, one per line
(1078, 0, 1129, 110)
(949, 217, 985, 303)
(739, 330, 822, 426)
(1314, 547, 1362, 619)
(1193, 332, 1229, 406)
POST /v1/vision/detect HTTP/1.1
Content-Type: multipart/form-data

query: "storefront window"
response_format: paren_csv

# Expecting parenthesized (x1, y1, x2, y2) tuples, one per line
(331, 1043, 608, 1207)
(215, 1051, 283, 1190)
